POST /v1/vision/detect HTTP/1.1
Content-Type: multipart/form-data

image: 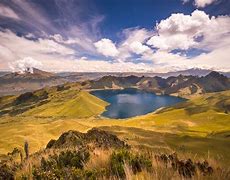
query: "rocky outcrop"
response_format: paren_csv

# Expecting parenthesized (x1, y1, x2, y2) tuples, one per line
(46, 128, 128, 149)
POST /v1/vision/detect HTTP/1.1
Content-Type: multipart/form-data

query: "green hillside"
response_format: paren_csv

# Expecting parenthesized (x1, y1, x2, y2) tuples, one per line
(0, 89, 229, 158)
(0, 84, 108, 118)
(23, 91, 108, 118)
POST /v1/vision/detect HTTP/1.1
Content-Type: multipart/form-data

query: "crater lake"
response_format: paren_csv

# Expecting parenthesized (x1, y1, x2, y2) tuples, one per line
(91, 88, 186, 119)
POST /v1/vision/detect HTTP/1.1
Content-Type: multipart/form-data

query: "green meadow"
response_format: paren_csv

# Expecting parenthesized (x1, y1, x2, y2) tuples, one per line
(0, 85, 229, 165)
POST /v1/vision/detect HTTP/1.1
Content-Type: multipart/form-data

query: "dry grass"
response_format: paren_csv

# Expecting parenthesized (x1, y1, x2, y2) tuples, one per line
(11, 147, 229, 180)
(85, 148, 112, 170)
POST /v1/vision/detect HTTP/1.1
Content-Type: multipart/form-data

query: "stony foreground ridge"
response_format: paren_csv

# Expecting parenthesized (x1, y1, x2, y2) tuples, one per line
(46, 128, 128, 149)
(1, 127, 228, 179)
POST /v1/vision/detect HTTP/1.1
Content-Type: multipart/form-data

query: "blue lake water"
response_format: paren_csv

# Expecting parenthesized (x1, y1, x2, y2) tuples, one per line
(91, 88, 186, 119)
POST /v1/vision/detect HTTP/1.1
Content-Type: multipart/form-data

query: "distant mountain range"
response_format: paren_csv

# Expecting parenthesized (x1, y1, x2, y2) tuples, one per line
(0, 68, 229, 96)
(86, 71, 230, 97)
(56, 68, 230, 78)
(151, 68, 230, 78)
(0, 68, 67, 96)
(0, 71, 10, 77)
(2, 68, 55, 79)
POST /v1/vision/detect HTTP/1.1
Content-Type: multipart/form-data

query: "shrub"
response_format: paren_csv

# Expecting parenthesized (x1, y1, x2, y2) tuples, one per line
(57, 149, 90, 169)
(32, 149, 90, 179)
(109, 150, 152, 178)
(0, 163, 14, 180)
(14, 92, 35, 105)
(72, 169, 100, 180)
(130, 154, 152, 174)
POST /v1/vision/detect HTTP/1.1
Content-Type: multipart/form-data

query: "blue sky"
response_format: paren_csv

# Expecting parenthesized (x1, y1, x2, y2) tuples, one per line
(0, 0, 229, 72)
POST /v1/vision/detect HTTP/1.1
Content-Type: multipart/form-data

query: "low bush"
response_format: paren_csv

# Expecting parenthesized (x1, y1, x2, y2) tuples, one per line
(109, 149, 152, 178)
(0, 163, 14, 180)
(32, 149, 90, 179)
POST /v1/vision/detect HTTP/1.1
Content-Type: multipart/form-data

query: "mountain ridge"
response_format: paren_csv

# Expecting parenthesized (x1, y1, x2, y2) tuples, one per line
(0, 68, 229, 97)
(85, 71, 230, 97)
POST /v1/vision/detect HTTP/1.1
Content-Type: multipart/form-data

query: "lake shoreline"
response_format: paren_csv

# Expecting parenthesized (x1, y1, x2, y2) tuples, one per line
(90, 88, 186, 119)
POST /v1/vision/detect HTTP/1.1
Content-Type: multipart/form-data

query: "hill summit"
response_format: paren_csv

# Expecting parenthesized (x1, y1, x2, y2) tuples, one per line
(46, 128, 127, 149)
(4, 67, 55, 79)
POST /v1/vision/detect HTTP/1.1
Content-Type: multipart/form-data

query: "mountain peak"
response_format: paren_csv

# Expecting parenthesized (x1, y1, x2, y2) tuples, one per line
(206, 71, 224, 78)
(2, 68, 55, 79)
(31, 68, 54, 77)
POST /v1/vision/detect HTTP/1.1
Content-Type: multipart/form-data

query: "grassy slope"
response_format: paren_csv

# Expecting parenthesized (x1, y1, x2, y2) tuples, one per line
(0, 84, 109, 118)
(0, 89, 229, 164)
(24, 91, 108, 118)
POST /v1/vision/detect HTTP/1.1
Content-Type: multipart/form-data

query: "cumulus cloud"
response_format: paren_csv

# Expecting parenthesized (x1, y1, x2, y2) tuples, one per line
(129, 41, 151, 54)
(181, 0, 217, 8)
(194, 0, 217, 7)
(9, 57, 42, 73)
(94, 38, 119, 57)
(147, 10, 210, 51)
(0, 4, 20, 20)
(116, 28, 153, 60)
(147, 10, 230, 52)
(141, 10, 230, 71)
(140, 45, 230, 72)
(147, 34, 197, 51)
(121, 28, 152, 44)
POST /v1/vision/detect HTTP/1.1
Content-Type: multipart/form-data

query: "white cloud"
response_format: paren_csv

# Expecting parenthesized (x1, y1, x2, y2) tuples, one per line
(73, 58, 155, 72)
(0, 6, 229, 73)
(0, 30, 75, 57)
(147, 10, 230, 52)
(121, 28, 152, 44)
(0, 30, 163, 73)
(129, 41, 151, 54)
(194, 0, 217, 7)
(49, 33, 96, 53)
(181, 0, 190, 4)
(155, 10, 209, 35)
(38, 39, 75, 56)
(147, 10, 210, 51)
(9, 57, 42, 73)
(139, 46, 230, 72)
(141, 10, 230, 71)
(181, 0, 218, 8)
(181, 0, 217, 8)
(0, 5, 20, 20)
(25, 33, 36, 39)
(147, 34, 197, 51)
(116, 28, 153, 60)
(0, 1, 101, 55)
(0, 30, 76, 71)
(94, 38, 119, 57)
(198, 15, 230, 50)
(50, 34, 64, 42)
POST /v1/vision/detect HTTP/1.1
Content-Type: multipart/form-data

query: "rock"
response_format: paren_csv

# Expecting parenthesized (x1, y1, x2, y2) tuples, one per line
(46, 128, 128, 149)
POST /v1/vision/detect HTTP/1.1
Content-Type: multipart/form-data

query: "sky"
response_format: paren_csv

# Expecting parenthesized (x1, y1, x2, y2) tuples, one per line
(0, 0, 229, 73)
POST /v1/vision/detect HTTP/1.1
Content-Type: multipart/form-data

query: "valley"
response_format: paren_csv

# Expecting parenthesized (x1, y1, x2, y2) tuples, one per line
(0, 71, 229, 179)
